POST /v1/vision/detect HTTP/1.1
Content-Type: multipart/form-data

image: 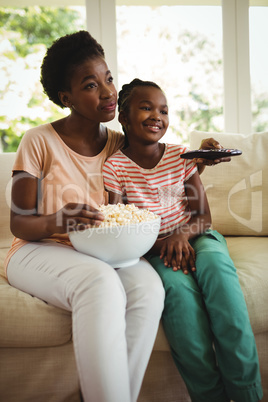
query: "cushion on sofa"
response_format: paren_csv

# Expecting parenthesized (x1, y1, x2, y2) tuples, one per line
(0, 248, 72, 348)
(226, 236, 268, 334)
(190, 131, 268, 236)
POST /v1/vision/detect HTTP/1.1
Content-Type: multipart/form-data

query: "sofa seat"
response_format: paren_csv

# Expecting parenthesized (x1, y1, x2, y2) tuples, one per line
(226, 236, 268, 334)
(3, 236, 265, 352)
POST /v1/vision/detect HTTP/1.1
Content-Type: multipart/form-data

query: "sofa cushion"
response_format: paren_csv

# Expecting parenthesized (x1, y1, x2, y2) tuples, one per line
(190, 131, 268, 236)
(0, 248, 73, 348)
(226, 236, 268, 334)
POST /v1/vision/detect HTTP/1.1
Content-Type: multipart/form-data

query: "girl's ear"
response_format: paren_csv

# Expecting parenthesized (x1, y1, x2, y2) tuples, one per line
(58, 91, 72, 108)
(118, 111, 128, 127)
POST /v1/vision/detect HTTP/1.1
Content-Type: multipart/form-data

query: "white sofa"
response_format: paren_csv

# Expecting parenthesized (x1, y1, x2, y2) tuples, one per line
(0, 130, 267, 401)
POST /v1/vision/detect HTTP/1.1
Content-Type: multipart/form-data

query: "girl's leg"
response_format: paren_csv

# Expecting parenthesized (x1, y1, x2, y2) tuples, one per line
(7, 242, 164, 402)
(146, 252, 229, 402)
(191, 230, 262, 402)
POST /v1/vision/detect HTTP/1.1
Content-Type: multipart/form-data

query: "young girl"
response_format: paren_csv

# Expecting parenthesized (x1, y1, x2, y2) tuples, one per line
(4, 32, 166, 402)
(102, 78, 263, 402)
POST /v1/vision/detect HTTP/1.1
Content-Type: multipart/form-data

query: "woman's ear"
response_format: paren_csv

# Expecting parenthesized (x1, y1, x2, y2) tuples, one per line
(58, 91, 72, 108)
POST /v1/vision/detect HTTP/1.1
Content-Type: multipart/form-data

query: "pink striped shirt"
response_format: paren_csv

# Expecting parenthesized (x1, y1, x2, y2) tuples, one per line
(103, 144, 197, 235)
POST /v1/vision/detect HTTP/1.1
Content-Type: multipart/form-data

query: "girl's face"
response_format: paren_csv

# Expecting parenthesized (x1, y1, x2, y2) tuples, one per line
(120, 86, 169, 145)
(60, 56, 117, 123)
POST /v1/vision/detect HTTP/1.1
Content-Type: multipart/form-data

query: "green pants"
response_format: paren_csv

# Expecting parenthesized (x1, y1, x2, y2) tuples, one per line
(146, 230, 263, 402)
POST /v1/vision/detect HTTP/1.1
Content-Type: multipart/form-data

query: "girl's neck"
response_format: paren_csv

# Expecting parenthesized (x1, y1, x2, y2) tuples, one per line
(123, 142, 165, 169)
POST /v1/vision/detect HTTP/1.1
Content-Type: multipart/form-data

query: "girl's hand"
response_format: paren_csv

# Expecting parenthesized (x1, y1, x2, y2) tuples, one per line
(194, 137, 231, 173)
(52, 203, 104, 234)
(160, 233, 196, 274)
(197, 137, 232, 164)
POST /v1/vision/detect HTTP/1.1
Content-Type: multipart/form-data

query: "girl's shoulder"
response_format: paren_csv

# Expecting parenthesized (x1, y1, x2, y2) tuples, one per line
(165, 143, 190, 154)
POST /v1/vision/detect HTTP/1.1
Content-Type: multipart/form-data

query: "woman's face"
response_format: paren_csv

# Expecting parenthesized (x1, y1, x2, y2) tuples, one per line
(61, 56, 117, 123)
(120, 86, 169, 145)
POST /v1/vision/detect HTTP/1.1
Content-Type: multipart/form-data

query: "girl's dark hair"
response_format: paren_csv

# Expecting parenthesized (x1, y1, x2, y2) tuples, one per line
(118, 78, 161, 115)
(118, 78, 162, 140)
(40, 30, 105, 108)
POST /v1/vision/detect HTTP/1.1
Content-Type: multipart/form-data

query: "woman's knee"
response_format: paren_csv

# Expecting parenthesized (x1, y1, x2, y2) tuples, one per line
(119, 259, 165, 314)
(67, 260, 127, 308)
(144, 273, 165, 313)
(140, 261, 165, 300)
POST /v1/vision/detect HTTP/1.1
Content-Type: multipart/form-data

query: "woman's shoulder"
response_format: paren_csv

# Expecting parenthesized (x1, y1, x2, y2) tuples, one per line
(105, 128, 125, 158)
(107, 128, 124, 143)
(19, 123, 53, 146)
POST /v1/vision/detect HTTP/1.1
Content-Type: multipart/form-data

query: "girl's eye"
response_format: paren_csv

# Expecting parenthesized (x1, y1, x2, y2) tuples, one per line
(85, 82, 97, 89)
(141, 106, 150, 111)
(161, 110, 168, 115)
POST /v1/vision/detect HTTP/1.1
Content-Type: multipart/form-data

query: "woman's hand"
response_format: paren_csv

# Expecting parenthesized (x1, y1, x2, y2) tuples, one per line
(10, 171, 104, 241)
(52, 203, 104, 234)
(159, 233, 196, 274)
(195, 137, 231, 174)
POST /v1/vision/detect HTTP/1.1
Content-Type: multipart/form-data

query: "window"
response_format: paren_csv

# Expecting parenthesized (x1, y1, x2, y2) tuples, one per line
(1, 0, 268, 152)
(249, 6, 268, 132)
(116, 5, 223, 144)
(0, 5, 86, 152)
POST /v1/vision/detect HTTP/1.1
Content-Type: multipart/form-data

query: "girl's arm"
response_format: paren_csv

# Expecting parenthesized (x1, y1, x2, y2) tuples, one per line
(153, 171, 211, 272)
(107, 191, 123, 204)
(177, 170, 212, 239)
(10, 171, 104, 241)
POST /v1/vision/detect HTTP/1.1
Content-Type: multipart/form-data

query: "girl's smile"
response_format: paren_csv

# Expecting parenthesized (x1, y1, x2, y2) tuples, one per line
(144, 123, 162, 132)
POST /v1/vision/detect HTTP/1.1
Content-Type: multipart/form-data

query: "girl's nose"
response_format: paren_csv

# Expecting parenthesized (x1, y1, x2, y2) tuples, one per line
(151, 114, 161, 121)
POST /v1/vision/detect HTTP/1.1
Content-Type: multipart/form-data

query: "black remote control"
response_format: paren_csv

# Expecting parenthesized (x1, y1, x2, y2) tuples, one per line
(180, 148, 242, 160)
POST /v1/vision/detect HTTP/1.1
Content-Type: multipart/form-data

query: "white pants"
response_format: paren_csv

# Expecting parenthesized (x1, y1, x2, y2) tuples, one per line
(7, 242, 165, 402)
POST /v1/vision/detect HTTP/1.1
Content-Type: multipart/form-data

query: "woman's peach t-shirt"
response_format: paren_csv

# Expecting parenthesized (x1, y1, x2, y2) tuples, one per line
(4, 123, 124, 273)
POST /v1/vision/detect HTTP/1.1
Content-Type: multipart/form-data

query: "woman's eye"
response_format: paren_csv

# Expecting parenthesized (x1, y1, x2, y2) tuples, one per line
(85, 82, 97, 89)
(108, 76, 114, 83)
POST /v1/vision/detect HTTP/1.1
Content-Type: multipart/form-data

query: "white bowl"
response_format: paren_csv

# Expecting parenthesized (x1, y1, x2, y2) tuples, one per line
(69, 216, 161, 268)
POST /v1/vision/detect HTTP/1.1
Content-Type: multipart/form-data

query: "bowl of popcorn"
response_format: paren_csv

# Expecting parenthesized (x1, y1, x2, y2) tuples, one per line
(68, 203, 161, 268)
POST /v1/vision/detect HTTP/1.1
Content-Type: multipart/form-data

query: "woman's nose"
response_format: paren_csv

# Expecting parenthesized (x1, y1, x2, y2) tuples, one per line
(101, 84, 114, 98)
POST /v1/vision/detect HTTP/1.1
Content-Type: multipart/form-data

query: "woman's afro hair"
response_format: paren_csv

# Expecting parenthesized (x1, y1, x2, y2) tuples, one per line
(40, 30, 105, 108)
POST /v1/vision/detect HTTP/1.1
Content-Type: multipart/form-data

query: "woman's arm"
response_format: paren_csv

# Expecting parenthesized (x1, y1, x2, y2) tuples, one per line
(10, 171, 104, 241)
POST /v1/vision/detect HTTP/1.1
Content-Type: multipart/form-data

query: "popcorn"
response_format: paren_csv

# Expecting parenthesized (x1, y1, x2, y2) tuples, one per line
(96, 203, 159, 227)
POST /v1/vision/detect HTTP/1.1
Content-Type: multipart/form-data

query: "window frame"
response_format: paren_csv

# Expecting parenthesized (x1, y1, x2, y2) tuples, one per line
(1, 0, 268, 133)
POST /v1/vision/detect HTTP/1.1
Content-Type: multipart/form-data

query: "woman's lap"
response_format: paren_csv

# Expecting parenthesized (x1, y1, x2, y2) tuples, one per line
(7, 241, 165, 402)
